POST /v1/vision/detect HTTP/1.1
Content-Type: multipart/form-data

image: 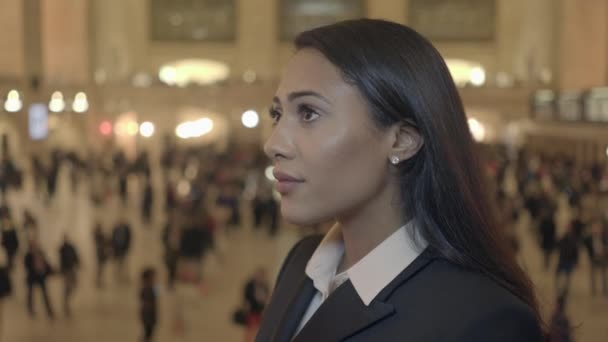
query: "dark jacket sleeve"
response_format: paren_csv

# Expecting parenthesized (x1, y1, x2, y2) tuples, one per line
(449, 306, 544, 342)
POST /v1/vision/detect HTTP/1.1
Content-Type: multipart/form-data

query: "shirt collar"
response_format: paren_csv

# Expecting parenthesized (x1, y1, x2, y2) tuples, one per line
(305, 219, 427, 306)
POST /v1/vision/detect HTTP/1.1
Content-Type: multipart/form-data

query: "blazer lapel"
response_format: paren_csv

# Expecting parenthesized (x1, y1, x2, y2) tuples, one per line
(293, 248, 436, 342)
(293, 280, 394, 342)
(270, 270, 317, 342)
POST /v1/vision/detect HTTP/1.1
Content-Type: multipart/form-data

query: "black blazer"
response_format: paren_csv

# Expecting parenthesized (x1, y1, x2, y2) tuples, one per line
(256, 235, 543, 342)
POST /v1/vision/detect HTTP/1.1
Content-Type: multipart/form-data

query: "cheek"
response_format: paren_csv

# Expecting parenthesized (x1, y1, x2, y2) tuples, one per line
(280, 127, 387, 225)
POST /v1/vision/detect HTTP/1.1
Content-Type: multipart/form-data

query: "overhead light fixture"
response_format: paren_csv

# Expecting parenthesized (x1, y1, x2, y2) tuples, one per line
(99, 121, 113, 136)
(72, 92, 89, 113)
(265, 166, 275, 181)
(159, 59, 230, 87)
(243, 70, 257, 84)
(4, 89, 22, 112)
(49, 91, 66, 112)
(140, 121, 155, 138)
(175, 118, 214, 139)
(126, 121, 139, 136)
(242, 110, 259, 128)
(467, 118, 486, 142)
(469, 67, 486, 87)
(445, 59, 486, 88)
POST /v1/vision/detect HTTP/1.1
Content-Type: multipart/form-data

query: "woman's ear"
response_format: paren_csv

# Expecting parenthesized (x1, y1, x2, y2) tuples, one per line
(387, 123, 424, 165)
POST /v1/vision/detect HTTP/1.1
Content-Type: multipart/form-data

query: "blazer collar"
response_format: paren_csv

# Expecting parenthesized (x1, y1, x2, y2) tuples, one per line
(291, 248, 436, 342)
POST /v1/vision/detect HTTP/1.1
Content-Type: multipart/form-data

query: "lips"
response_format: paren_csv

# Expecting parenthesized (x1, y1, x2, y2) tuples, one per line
(273, 170, 304, 183)
(273, 170, 304, 194)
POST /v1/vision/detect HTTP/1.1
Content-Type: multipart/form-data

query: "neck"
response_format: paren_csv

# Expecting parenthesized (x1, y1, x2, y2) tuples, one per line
(335, 184, 408, 272)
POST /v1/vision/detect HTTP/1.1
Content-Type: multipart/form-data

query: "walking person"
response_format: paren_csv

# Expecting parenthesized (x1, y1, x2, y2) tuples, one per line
(140, 267, 158, 342)
(583, 218, 608, 296)
(59, 235, 80, 316)
(162, 217, 180, 292)
(0, 217, 19, 271)
(112, 218, 132, 283)
(243, 267, 270, 342)
(549, 294, 574, 342)
(142, 178, 154, 225)
(24, 239, 55, 319)
(93, 223, 109, 288)
(539, 207, 557, 271)
(556, 224, 581, 297)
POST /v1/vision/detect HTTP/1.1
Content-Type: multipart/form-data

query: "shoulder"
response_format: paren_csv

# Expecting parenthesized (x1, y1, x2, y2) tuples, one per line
(388, 259, 543, 341)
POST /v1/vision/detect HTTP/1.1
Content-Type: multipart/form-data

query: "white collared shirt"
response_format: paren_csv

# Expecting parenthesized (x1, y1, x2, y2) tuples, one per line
(294, 220, 426, 336)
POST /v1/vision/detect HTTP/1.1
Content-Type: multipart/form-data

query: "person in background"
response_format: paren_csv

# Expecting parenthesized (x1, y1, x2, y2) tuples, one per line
(165, 181, 177, 214)
(0, 245, 12, 298)
(162, 215, 181, 292)
(24, 239, 55, 319)
(93, 223, 109, 288)
(142, 177, 154, 225)
(243, 267, 270, 342)
(59, 235, 80, 316)
(539, 206, 557, 271)
(140, 267, 158, 342)
(22, 209, 39, 241)
(549, 294, 574, 342)
(118, 169, 128, 205)
(0, 247, 12, 337)
(0, 216, 19, 271)
(112, 217, 132, 283)
(583, 218, 608, 296)
(556, 224, 581, 297)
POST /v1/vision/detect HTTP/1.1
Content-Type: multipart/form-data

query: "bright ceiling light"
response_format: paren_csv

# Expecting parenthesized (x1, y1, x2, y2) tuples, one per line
(242, 110, 259, 128)
(72, 92, 89, 113)
(445, 59, 486, 88)
(175, 118, 214, 139)
(140, 121, 155, 138)
(49, 91, 66, 112)
(243, 70, 257, 83)
(470, 67, 486, 87)
(99, 121, 113, 136)
(159, 59, 230, 87)
(126, 121, 139, 136)
(265, 166, 275, 181)
(468, 118, 486, 142)
(4, 89, 22, 112)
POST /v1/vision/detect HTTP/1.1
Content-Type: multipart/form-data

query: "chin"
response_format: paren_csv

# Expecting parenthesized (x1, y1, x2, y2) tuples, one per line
(280, 203, 327, 227)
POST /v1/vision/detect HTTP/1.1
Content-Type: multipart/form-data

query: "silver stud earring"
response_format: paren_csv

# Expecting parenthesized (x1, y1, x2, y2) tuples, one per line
(391, 156, 400, 165)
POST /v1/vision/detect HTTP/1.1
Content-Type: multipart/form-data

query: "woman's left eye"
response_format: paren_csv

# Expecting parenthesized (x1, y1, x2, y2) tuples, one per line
(297, 104, 320, 123)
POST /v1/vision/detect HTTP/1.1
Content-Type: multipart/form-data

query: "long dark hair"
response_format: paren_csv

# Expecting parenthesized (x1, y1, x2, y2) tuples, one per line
(295, 19, 544, 329)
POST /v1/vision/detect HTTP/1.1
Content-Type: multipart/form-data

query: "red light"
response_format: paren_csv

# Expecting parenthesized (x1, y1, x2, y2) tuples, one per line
(99, 121, 112, 136)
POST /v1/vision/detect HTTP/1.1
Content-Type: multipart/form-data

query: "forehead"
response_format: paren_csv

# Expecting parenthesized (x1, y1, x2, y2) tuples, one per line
(276, 48, 347, 99)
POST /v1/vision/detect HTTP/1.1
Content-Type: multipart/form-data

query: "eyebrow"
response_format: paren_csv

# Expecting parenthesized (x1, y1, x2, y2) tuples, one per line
(272, 90, 331, 105)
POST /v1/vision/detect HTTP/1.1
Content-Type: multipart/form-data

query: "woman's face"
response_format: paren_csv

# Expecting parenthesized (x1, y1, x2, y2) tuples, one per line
(264, 49, 395, 226)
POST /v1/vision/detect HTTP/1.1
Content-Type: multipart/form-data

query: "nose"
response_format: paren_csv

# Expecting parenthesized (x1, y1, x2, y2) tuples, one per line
(263, 122, 294, 162)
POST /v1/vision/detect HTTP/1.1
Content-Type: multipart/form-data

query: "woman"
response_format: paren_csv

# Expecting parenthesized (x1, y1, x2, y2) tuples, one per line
(256, 19, 545, 342)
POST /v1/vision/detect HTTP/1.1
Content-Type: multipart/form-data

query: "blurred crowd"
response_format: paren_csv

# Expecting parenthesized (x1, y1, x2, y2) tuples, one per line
(0, 137, 277, 341)
(484, 145, 608, 341)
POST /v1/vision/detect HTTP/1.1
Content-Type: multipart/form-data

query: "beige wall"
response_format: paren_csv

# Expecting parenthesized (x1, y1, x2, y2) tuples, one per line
(557, 0, 608, 90)
(41, 0, 89, 85)
(0, 0, 25, 79)
(88, 0, 558, 86)
(0, 0, 600, 88)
